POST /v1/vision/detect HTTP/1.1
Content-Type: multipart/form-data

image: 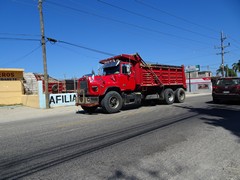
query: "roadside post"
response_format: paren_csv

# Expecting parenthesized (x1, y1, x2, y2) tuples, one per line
(185, 65, 200, 92)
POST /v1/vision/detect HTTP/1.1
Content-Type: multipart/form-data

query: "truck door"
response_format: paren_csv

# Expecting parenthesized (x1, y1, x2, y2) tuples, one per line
(119, 63, 135, 91)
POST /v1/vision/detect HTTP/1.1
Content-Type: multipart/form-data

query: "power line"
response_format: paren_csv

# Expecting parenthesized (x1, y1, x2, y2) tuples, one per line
(0, 37, 40, 41)
(0, 45, 41, 66)
(58, 40, 115, 56)
(55, 44, 100, 60)
(47, 37, 116, 56)
(161, 53, 216, 64)
(0, 33, 40, 37)
(98, 0, 218, 40)
(45, 1, 212, 45)
(228, 36, 240, 48)
(12, 0, 36, 7)
(135, 0, 219, 34)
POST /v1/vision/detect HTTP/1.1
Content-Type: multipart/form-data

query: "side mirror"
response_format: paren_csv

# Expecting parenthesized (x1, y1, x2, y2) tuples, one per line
(122, 64, 131, 74)
(126, 65, 131, 74)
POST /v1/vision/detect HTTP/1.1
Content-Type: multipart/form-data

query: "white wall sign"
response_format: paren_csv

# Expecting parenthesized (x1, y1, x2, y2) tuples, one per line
(49, 93, 76, 107)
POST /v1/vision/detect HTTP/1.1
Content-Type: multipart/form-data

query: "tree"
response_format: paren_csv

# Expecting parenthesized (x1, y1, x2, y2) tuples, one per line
(232, 60, 240, 73)
(216, 64, 237, 77)
(227, 68, 237, 77)
(216, 65, 227, 77)
(216, 66, 224, 77)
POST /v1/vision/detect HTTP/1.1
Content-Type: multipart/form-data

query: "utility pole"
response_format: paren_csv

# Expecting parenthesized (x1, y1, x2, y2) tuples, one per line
(38, 0, 49, 108)
(216, 31, 230, 77)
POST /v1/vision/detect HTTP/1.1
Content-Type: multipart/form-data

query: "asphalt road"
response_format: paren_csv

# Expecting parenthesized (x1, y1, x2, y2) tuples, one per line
(0, 95, 240, 180)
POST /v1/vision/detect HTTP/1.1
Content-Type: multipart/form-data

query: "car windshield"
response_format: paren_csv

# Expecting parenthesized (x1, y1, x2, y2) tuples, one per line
(217, 79, 240, 86)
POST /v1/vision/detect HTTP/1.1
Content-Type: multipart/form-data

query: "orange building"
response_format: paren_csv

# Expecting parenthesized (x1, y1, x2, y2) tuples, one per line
(0, 68, 24, 105)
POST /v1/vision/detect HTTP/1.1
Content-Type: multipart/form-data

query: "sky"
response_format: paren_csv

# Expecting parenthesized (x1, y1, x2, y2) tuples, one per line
(0, 0, 240, 79)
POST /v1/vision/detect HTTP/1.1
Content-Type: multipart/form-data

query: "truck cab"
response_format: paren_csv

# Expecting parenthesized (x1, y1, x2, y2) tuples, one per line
(100, 60, 136, 91)
(76, 56, 139, 113)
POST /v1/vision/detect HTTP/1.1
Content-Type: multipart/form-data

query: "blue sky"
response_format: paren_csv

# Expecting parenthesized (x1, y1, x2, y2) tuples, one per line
(0, 0, 240, 79)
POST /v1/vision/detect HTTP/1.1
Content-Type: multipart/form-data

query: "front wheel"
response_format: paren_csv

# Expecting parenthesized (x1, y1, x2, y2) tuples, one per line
(163, 88, 175, 104)
(101, 91, 123, 113)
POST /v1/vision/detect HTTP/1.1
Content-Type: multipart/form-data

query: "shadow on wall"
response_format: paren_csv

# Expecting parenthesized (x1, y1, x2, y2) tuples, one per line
(176, 101, 240, 140)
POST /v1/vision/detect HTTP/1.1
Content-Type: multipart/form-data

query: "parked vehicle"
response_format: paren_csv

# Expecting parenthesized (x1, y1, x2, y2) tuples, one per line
(212, 77, 240, 103)
(76, 53, 187, 113)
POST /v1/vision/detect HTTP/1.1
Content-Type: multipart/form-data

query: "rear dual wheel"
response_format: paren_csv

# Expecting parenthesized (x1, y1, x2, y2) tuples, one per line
(175, 88, 185, 103)
(163, 88, 186, 104)
(164, 88, 175, 104)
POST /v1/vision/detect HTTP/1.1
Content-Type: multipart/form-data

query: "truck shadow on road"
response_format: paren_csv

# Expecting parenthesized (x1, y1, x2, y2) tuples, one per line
(76, 101, 168, 115)
(76, 104, 143, 115)
(176, 101, 240, 140)
(76, 108, 105, 115)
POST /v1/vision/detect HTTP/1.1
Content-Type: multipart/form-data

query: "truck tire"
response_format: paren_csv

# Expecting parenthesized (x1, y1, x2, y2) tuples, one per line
(101, 91, 123, 113)
(163, 88, 175, 104)
(175, 88, 185, 103)
(81, 106, 97, 114)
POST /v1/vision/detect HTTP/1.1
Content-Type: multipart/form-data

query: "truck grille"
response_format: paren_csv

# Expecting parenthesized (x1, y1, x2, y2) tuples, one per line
(80, 80, 88, 94)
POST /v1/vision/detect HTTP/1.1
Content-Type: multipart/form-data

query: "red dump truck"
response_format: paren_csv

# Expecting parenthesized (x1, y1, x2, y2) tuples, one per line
(76, 53, 187, 113)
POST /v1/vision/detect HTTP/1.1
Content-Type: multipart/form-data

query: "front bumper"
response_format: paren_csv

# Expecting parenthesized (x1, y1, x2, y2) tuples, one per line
(212, 93, 240, 101)
(76, 89, 99, 106)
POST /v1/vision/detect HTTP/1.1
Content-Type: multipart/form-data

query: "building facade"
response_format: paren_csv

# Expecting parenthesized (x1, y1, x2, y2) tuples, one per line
(186, 71, 212, 93)
(0, 68, 24, 105)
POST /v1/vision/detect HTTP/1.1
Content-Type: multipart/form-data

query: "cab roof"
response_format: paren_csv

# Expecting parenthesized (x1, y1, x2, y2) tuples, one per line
(99, 53, 142, 64)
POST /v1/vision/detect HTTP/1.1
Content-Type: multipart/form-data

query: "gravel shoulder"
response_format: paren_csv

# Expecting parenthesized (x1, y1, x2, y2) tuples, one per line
(0, 105, 81, 123)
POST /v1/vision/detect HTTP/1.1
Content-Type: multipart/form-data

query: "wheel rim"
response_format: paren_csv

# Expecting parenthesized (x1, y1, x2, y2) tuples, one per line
(168, 93, 174, 102)
(179, 91, 185, 100)
(109, 96, 119, 109)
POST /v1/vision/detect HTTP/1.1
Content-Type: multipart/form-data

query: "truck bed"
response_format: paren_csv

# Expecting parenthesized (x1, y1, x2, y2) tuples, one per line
(140, 63, 186, 87)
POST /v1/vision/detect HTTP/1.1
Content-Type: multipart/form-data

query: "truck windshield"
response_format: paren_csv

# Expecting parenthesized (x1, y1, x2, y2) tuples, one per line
(101, 61, 120, 75)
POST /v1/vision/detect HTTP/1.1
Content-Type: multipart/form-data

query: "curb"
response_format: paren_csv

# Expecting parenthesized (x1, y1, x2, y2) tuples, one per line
(186, 93, 211, 97)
